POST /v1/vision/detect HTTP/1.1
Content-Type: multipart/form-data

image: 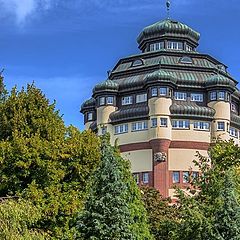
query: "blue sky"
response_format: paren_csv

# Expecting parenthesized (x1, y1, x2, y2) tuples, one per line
(0, 0, 239, 130)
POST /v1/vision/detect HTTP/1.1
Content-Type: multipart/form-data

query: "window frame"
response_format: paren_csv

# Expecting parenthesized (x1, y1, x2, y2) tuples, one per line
(172, 120, 190, 129)
(99, 97, 105, 106)
(160, 118, 168, 127)
(193, 121, 210, 131)
(151, 88, 158, 97)
(174, 92, 187, 101)
(210, 91, 217, 101)
(114, 124, 128, 134)
(159, 87, 167, 96)
(142, 172, 149, 184)
(106, 96, 114, 105)
(230, 127, 238, 138)
(151, 118, 157, 128)
(87, 112, 93, 121)
(172, 171, 180, 184)
(132, 121, 148, 132)
(191, 93, 203, 102)
(136, 93, 147, 103)
(122, 96, 133, 106)
(217, 121, 225, 131)
(183, 171, 190, 183)
(218, 91, 225, 100)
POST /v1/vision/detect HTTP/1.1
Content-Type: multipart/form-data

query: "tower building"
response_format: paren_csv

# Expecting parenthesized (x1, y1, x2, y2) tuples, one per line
(80, 8, 239, 198)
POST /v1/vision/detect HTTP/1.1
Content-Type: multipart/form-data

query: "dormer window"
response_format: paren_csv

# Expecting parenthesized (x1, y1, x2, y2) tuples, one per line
(122, 96, 133, 105)
(136, 93, 147, 103)
(174, 92, 187, 101)
(186, 44, 193, 51)
(99, 97, 105, 106)
(150, 41, 164, 51)
(180, 56, 193, 64)
(132, 59, 144, 67)
(106, 96, 114, 105)
(167, 41, 183, 50)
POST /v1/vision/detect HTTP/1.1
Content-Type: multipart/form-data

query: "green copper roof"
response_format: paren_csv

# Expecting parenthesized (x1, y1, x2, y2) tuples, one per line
(170, 102, 215, 118)
(110, 104, 149, 123)
(144, 69, 177, 84)
(231, 114, 240, 128)
(93, 79, 119, 94)
(137, 19, 200, 45)
(206, 75, 236, 88)
(80, 97, 96, 113)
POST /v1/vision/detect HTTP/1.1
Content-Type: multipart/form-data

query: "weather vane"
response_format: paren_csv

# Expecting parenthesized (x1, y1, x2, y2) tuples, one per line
(166, 0, 171, 19)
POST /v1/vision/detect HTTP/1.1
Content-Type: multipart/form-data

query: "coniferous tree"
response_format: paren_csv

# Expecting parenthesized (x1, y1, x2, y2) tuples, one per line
(214, 170, 240, 239)
(77, 136, 153, 240)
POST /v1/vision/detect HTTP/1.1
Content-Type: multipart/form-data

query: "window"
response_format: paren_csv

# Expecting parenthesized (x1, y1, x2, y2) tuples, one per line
(106, 96, 114, 105)
(217, 122, 225, 131)
(151, 118, 157, 128)
(167, 41, 183, 50)
(230, 127, 238, 138)
(192, 172, 199, 180)
(136, 93, 147, 103)
(87, 112, 93, 121)
(186, 45, 193, 51)
(172, 171, 180, 183)
(183, 172, 189, 183)
(210, 91, 217, 101)
(160, 118, 168, 127)
(151, 88, 158, 97)
(122, 96, 133, 105)
(132, 121, 148, 132)
(172, 120, 190, 129)
(101, 127, 107, 135)
(132, 59, 144, 67)
(174, 92, 187, 101)
(191, 93, 203, 102)
(180, 56, 193, 64)
(150, 41, 164, 51)
(115, 124, 128, 134)
(159, 87, 167, 96)
(231, 103, 238, 113)
(194, 122, 210, 130)
(133, 173, 139, 184)
(143, 172, 149, 184)
(218, 91, 225, 100)
(99, 97, 105, 106)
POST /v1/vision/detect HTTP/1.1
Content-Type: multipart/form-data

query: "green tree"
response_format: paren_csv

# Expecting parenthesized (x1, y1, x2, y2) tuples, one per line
(174, 140, 240, 240)
(140, 186, 179, 240)
(77, 136, 153, 240)
(214, 170, 240, 239)
(0, 84, 101, 239)
(0, 198, 48, 240)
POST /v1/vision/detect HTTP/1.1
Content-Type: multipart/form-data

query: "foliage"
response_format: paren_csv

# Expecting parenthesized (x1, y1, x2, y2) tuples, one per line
(0, 84, 101, 239)
(0, 198, 49, 240)
(140, 186, 179, 240)
(174, 140, 240, 240)
(77, 136, 153, 240)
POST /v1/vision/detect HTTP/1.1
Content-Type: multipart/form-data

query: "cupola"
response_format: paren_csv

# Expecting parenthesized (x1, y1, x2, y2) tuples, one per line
(137, 19, 200, 53)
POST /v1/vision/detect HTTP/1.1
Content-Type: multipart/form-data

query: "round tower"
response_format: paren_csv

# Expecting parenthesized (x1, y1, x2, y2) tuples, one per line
(206, 75, 236, 141)
(93, 79, 119, 135)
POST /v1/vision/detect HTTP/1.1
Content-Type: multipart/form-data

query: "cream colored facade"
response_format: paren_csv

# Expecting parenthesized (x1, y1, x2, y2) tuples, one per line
(81, 17, 240, 198)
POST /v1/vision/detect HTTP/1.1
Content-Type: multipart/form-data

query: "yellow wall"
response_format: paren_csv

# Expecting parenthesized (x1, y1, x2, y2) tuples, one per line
(168, 149, 208, 171)
(97, 106, 116, 125)
(149, 97, 172, 116)
(122, 149, 152, 173)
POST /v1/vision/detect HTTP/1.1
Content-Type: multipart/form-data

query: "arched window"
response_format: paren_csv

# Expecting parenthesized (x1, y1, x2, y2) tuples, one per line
(179, 56, 193, 64)
(131, 59, 144, 67)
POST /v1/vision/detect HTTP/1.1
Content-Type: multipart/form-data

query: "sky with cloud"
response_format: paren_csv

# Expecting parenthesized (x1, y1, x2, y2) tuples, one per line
(0, 0, 239, 130)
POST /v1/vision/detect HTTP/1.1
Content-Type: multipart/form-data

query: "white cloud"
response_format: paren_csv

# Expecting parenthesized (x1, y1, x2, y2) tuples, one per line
(0, 0, 56, 24)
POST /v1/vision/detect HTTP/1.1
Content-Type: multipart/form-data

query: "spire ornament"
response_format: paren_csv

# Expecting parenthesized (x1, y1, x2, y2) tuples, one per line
(166, 0, 171, 19)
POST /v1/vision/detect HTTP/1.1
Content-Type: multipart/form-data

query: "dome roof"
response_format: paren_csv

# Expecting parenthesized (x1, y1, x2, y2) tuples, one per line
(93, 79, 119, 94)
(137, 19, 200, 45)
(206, 75, 236, 88)
(80, 97, 96, 113)
(144, 69, 177, 85)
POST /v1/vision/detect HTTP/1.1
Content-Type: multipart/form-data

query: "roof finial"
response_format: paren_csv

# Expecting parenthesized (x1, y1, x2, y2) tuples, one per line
(166, 0, 171, 19)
